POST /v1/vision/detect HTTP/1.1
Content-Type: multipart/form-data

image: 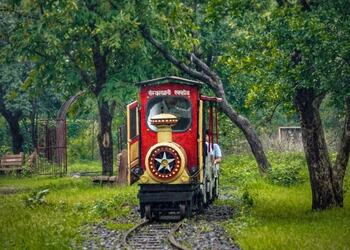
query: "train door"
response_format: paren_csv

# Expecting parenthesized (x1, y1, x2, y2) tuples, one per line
(200, 96, 221, 203)
(127, 101, 140, 185)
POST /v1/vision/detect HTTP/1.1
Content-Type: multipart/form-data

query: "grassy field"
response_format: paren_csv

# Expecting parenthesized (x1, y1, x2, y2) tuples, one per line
(220, 152, 350, 250)
(0, 175, 138, 250)
(68, 161, 101, 174)
(0, 152, 349, 249)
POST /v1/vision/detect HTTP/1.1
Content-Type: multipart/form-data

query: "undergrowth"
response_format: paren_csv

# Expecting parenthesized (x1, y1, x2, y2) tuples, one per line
(1, 151, 349, 249)
(0, 176, 138, 250)
(219, 152, 350, 250)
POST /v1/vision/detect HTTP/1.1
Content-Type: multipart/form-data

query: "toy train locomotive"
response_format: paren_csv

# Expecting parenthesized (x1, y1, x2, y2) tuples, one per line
(126, 76, 221, 219)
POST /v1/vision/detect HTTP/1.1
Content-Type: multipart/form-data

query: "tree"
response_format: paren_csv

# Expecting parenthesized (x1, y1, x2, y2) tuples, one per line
(217, 0, 350, 209)
(275, 0, 350, 209)
(0, 6, 25, 154)
(0, 81, 24, 154)
(3, 0, 152, 175)
(0, 3, 65, 154)
(136, 0, 271, 174)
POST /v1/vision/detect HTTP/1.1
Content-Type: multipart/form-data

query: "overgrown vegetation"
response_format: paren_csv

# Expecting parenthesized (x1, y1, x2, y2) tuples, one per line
(0, 0, 350, 248)
(1, 152, 349, 249)
(219, 152, 350, 249)
(0, 176, 138, 249)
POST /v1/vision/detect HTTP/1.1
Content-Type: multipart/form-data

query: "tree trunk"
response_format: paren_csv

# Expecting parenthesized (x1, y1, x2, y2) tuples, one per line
(332, 105, 350, 206)
(0, 93, 24, 154)
(30, 100, 38, 149)
(294, 88, 340, 209)
(218, 91, 271, 173)
(97, 100, 114, 176)
(8, 116, 24, 154)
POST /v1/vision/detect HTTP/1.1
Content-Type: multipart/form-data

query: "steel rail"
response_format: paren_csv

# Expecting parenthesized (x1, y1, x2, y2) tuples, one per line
(123, 219, 190, 250)
(167, 221, 190, 250)
(123, 219, 149, 250)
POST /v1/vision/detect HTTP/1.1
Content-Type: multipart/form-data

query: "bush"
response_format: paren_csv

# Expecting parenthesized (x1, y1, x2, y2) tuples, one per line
(268, 163, 304, 186)
(23, 189, 50, 207)
(241, 190, 254, 208)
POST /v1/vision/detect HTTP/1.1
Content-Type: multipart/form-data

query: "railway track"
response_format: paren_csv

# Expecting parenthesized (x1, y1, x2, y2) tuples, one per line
(123, 219, 189, 250)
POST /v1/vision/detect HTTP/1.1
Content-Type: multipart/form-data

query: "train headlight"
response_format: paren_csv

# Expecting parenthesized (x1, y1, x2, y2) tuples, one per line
(146, 142, 186, 183)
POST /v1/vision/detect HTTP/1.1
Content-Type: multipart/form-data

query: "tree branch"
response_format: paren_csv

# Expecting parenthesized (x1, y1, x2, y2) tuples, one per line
(140, 25, 213, 85)
(259, 101, 282, 126)
(188, 53, 221, 87)
(299, 0, 311, 11)
(66, 52, 93, 90)
(139, 22, 271, 173)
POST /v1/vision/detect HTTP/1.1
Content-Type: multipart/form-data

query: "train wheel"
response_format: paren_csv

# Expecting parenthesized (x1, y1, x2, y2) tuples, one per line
(179, 204, 186, 218)
(140, 203, 145, 218)
(145, 204, 152, 221)
(213, 176, 219, 199)
(204, 178, 211, 207)
(154, 211, 160, 221)
(196, 193, 204, 213)
(186, 202, 192, 218)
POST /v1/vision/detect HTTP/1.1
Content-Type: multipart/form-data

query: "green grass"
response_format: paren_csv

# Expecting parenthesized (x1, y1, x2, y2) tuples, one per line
(68, 161, 101, 173)
(1, 152, 350, 249)
(0, 175, 138, 250)
(220, 152, 350, 250)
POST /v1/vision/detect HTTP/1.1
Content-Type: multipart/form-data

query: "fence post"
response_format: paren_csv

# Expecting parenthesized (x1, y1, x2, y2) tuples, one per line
(117, 149, 128, 185)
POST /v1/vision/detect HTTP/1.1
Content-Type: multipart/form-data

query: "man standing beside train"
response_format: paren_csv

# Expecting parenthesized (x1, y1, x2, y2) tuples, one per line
(205, 129, 222, 178)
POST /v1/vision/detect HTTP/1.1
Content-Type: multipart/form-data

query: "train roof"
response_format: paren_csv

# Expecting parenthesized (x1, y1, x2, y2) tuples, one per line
(137, 76, 203, 87)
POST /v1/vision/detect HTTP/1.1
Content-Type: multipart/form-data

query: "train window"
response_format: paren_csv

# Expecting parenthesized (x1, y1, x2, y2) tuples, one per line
(129, 106, 138, 139)
(147, 96, 192, 132)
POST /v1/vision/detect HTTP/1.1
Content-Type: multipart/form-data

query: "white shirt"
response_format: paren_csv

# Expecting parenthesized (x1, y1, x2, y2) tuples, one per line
(206, 142, 222, 159)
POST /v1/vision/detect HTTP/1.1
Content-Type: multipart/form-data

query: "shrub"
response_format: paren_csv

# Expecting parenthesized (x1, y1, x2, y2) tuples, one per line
(241, 190, 254, 208)
(23, 189, 50, 207)
(268, 163, 304, 186)
(90, 200, 109, 217)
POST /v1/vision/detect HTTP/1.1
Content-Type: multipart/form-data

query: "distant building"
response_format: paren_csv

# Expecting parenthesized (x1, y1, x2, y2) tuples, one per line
(278, 126, 302, 145)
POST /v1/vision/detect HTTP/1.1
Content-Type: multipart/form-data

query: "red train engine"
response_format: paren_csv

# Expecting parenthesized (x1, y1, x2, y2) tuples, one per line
(126, 76, 221, 219)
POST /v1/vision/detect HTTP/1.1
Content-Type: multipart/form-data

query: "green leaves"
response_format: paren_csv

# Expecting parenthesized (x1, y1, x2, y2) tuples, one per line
(23, 189, 50, 207)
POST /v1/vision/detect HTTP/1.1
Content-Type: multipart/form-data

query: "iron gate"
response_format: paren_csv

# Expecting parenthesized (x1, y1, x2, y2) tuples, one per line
(36, 119, 67, 175)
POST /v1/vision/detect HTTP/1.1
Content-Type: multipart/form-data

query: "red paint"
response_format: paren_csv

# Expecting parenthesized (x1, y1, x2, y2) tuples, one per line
(215, 106, 219, 144)
(139, 83, 199, 171)
(200, 95, 222, 102)
(209, 104, 213, 151)
(129, 101, 138, 109)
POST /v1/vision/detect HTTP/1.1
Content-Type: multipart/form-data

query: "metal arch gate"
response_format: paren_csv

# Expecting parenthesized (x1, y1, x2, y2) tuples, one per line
(36, 119, 67, 175)
(35, 92, 84, 176)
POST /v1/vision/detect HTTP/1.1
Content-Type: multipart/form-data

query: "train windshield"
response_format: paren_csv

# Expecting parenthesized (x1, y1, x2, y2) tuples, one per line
(147, 96, 192, 132)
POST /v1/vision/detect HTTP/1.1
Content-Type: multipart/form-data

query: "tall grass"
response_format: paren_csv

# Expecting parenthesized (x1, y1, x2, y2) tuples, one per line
(0, 176, 138, 250)
(1, 152, 349, 249)
(220, 152, 350, 250)
(68, 161, 101, 174)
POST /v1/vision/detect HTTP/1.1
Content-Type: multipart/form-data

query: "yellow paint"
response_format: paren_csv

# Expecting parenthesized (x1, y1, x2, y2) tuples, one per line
(142, 142, 190, 184)
(130, 159, 138, 168)
(157, 127, 172, 142)
(181, 175, 189, 183)
(140, 174, 149, 183)
(130, 141, 139, 163)
(141, 113, 191, 185)
(150, 113, 178, 143)
(126, 101, 139, 185)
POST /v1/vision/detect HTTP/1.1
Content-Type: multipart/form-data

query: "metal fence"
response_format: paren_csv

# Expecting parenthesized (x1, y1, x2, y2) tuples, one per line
(36, 119, 67, 175)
